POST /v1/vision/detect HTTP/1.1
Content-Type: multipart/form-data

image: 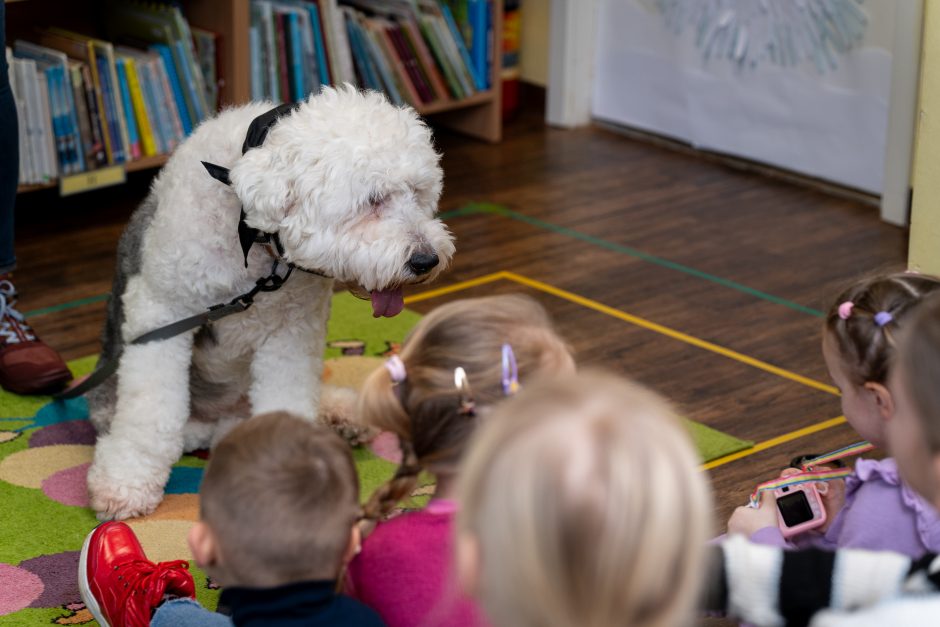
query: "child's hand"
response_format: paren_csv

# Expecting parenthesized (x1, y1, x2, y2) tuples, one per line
(727, 490, 779, 537)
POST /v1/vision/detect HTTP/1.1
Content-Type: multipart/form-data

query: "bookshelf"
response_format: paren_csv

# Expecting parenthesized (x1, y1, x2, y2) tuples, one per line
(9, 0, 503, 196)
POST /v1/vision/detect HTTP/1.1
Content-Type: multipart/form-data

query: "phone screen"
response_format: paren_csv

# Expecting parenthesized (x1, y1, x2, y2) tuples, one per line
(776, 490, 814, 527)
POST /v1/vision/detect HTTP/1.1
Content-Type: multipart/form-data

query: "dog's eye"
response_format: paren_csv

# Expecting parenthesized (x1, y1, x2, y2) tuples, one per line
(368, 193, 388, 211)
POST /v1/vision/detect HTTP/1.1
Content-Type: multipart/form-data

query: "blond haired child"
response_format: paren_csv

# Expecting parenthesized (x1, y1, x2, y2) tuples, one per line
(79, 412, 383, 627)
(456, 371, 713, 627)
(344, 294, 574, 627)
(710, 291, 940, 626)
(729, 272, 940, 556)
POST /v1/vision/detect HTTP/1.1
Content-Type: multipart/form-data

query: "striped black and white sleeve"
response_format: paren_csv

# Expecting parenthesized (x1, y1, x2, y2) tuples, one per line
(702, 535, 940, 627)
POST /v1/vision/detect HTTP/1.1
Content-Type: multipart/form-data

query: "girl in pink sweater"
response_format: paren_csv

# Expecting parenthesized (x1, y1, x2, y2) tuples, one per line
(345, 294, 575, 627)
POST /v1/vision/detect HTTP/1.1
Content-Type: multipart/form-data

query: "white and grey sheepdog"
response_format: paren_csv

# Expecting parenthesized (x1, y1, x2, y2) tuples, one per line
(86, 85, 454, 520)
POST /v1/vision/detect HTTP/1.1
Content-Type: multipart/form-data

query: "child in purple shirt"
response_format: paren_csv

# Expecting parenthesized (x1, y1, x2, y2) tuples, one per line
(345, 295, 575, 627)
(730, 273, 940, 557)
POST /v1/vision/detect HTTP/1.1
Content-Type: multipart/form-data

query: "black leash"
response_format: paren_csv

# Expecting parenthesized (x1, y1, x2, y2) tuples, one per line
(55, 261, 295, 400)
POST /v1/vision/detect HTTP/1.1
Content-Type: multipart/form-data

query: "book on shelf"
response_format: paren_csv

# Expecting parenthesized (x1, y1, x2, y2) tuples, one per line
(192, 27, 221, 111)
(11, 6, 219, 189)
(115, 57, 142, 160)
(501, 0, 521, 117)
(249, 0, 490, 109)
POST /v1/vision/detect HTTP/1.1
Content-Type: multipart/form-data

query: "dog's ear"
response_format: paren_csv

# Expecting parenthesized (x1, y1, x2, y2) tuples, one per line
(229, 147, 293, 232)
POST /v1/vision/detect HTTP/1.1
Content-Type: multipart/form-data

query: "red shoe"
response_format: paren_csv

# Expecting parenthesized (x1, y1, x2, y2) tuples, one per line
(0, 278, 72, 395)
(78, 522, 196, 627)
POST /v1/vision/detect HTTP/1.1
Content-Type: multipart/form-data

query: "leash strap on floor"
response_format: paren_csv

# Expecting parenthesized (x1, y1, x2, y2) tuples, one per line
(53, 262, 293, 400)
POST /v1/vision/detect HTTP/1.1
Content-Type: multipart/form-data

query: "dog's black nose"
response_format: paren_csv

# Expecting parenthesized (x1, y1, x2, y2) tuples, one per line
(408, 252, 439, 275)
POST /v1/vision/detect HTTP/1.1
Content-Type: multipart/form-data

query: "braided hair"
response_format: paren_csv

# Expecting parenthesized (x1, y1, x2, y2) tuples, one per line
(358, 294, 574, 521)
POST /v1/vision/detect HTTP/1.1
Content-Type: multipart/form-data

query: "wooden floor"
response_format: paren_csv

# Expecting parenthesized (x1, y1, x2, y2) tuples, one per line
(11, 104, 907, 544)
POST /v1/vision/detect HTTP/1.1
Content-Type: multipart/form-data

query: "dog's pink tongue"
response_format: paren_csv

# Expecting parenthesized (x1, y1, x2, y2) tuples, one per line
(371, 288, 404, 318)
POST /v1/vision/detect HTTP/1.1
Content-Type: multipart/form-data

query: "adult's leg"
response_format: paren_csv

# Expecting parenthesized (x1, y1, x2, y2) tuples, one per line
(0, 2, 18, 274)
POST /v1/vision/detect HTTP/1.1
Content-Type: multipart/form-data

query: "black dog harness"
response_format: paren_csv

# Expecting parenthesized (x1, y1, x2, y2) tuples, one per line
(57, 103, 316, 399)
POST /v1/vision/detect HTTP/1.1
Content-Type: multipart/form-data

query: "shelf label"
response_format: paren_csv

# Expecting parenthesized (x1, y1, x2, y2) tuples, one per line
(59, 165, 126, 197)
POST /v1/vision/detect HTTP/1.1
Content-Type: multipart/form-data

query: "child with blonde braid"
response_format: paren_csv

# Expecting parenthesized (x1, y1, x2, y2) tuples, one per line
(729, 272, 940, 557)
(345, 294, 574, 627)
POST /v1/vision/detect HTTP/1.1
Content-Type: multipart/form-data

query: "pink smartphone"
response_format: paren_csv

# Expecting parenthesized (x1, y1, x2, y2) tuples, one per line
(774, 483, 827, 538)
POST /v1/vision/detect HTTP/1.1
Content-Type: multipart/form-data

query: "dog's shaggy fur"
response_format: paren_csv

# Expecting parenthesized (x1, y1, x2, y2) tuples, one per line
(86, 86, 454, 520)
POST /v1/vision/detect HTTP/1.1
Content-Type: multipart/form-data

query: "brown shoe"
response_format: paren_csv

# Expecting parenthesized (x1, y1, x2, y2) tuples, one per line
(0, 278, 72, 395)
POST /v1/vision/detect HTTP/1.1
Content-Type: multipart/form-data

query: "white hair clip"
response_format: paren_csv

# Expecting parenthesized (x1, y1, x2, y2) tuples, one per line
(384, 355, 407, 384)
(454, 367, 476, 417)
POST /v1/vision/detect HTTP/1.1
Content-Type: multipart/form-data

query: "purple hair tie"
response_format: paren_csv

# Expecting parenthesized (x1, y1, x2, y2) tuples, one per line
(837, 301, 854, 320)
(874, 311, 893, 327)
(384, 355, 407, 384)
(501, 343, 520, 396)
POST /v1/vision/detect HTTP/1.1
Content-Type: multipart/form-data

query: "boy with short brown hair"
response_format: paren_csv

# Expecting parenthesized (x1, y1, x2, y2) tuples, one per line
(79, 412, 384, 627)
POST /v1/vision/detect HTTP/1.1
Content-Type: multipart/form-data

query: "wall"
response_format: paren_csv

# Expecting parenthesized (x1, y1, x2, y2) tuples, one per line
(591, 0, 898, 195)
(910, 1, 940, 274)
(520, 0, 550, 86)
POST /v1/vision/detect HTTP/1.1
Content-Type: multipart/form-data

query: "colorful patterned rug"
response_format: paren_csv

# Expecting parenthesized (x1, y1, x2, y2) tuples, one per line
(0, 293, 750, 625)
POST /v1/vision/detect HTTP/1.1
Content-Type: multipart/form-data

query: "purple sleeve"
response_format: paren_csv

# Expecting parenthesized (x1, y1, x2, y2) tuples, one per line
(830, 478, 929, 557)
(750, 526, 792, 548)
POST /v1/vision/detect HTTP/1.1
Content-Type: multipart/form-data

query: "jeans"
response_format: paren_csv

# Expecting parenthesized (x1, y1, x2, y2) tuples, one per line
(0, 2, 18, 274)
(151, 598, 234, 627)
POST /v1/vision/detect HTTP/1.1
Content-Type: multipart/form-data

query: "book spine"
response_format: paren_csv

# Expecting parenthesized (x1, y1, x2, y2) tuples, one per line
(153, 44, 192, 135)
(96, 55, 125, 164)
(45, 67, 69, 175)
(260, 2, 280, 101)
(485, 0, 493, 89)
(36, 69, 58, 179)
(250, 26, 264, 101)
(432, 15, 474, 96)
(58, 66, 79, 174)
(80, 64, 107, 167)
(152, 55, 185, 147)
(62, 64, 86, 172)
(442, 2, 484, 90)
(343, 13, 369, 89)
(142, 61, 167, 153)
(308, 2, 332, 86)
(296, 10, 319, 95)
(375, 23, 420, 107)
(86, 48, 114, 165)
(326, 0, 355, 85)
(116, 60, 142, 160)
(275, 11, 291, 101)
(172, 39, 204, 124)
(287, 12, 305, 101)
(140, 60, 170, 153)
(392, 25, 434, 103)
(124, 58, 156, 157)
(362, 23, 402, 105)
(10, 59, 34, 183)
(469, 0, 488, 90)
(417, 17, 462, 99)
(169, 6, 212, 118)
(193, 30, 219, 110)
(400, 19, 450, 102)
(355, 18, 383, 93)
(70, 65, 95, 170)
(103, 46, 131, 166)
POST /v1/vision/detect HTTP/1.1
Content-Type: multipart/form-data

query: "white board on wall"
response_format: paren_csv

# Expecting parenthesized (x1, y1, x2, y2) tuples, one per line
(592, 0, 896, 195)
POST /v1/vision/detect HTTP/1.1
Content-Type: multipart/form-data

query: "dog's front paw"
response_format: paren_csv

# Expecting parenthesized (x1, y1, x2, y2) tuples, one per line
(318, 384, 378, 446)
(86, 460, 165, 521)
(325, 414, 379, 448)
